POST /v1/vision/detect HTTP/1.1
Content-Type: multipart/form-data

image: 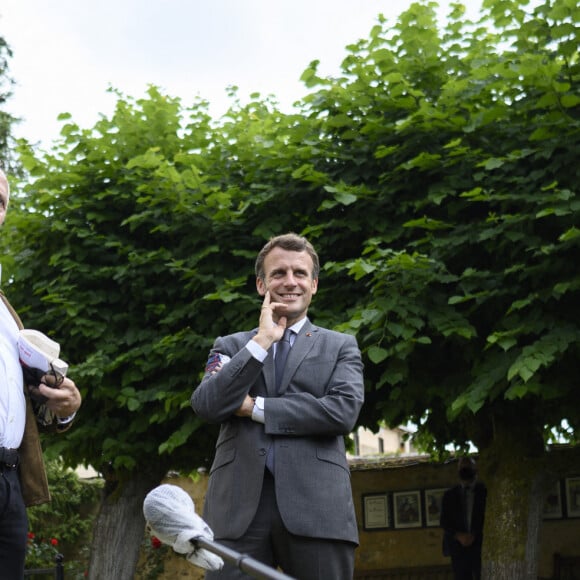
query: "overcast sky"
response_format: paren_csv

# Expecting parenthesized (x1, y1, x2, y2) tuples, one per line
(1, 1, 483, 148)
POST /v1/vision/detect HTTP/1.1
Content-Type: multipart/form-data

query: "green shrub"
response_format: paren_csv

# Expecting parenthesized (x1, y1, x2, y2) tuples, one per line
(26, 458, 103, 578)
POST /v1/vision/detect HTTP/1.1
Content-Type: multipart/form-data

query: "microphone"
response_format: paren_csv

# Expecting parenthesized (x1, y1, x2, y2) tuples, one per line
(143, 484, 295, 580)
(143, 484, 223, 571)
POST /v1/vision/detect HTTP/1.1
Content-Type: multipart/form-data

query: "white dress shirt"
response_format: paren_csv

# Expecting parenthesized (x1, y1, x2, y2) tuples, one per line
(0, 299, 26, 448)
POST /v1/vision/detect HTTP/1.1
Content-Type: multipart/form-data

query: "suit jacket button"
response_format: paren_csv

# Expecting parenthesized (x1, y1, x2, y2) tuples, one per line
(259, 448, 266, 456)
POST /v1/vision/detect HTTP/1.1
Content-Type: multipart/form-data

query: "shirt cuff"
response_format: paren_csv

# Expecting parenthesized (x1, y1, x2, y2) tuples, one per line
(246, 339, 268, 362)
(251, 396, 265, 424)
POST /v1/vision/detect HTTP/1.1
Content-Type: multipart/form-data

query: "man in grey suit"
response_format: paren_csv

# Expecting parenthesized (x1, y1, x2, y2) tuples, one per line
(191, 232, 365, 579)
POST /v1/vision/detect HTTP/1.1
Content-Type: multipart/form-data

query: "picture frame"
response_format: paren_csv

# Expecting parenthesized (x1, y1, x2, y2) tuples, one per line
(565, 477, 580, 518)
(393, 490, 422, 529)
(543, 480, 563, 519)
(362, 493, 390, 530)
(424, 488, 446, 527)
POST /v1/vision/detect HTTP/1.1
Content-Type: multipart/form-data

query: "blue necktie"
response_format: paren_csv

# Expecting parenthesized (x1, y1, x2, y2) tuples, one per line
(266, 329, 293, 474)
(274, 328, 292, 393)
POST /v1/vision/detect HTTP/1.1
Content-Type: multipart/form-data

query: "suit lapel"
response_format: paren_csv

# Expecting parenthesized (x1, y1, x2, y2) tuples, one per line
(278, 320, 318, 394)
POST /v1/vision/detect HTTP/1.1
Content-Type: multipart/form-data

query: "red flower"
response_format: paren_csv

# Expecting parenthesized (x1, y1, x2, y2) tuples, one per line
(151, 536, 162, 549)
(50, 538, 59, 546)
(27, 532, 35, 540)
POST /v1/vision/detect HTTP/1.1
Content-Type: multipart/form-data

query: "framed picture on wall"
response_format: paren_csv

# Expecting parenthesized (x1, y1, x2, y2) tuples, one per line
(362, 493, 390, 530)
(543, 480, 563, 519)
(424, 488, 446, 527)
(393, 490, 422, 529)
(565, 477, 580, 518)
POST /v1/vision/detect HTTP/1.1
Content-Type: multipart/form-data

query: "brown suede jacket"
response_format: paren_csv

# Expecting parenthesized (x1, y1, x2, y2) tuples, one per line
(1, 291, 72, 506)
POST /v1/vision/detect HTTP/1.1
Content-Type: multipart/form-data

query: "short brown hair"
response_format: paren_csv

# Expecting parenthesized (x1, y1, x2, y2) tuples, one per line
(255, 233, 320, 280)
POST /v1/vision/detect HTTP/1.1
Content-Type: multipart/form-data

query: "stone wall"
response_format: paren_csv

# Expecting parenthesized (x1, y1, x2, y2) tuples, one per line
(352, 459, 453, 572)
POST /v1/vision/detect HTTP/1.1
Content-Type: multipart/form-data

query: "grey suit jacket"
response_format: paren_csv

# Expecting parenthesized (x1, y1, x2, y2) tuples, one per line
(191, 318, 364, 545)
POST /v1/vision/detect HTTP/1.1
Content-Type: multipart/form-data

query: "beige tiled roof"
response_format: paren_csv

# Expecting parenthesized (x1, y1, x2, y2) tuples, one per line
(348, 454, 435, 471)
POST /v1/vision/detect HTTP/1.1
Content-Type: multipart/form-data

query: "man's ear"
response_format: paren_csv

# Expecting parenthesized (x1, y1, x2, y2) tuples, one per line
(311, 278, 318, 295)
(256, 277, 266, 296)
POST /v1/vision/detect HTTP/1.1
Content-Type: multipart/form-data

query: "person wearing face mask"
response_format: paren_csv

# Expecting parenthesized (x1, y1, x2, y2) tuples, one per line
(191, 233, 365, 580)
(440, 456, 487, 580)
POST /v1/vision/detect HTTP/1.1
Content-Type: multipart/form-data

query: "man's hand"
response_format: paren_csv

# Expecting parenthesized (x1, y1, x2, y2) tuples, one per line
(455, 531, 475, 547)
(252, 291, 288, 351)
(235, 394, 255, 418)
(30, 376, 82, 419)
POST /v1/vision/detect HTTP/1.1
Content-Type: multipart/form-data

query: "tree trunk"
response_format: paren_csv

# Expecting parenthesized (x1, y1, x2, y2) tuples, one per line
(478, 404, 547, 580)
(87, 468, 165, 580)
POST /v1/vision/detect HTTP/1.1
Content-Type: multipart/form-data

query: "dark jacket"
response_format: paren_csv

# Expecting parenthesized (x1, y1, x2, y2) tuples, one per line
(440, 480, 487, 558)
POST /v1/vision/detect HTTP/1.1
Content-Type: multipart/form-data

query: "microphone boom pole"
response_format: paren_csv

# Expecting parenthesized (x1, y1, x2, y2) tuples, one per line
(192, 537, 295, 580)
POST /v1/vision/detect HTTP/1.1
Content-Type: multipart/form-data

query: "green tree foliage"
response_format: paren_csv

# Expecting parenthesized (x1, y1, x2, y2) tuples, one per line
(6, 88, 222, 477)
(297, 0, 580, 454)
